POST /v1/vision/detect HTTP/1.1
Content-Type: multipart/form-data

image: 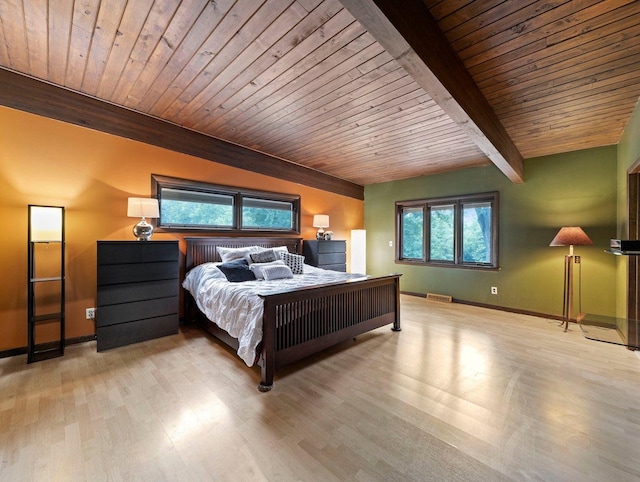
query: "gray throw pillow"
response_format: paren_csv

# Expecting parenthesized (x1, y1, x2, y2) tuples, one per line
(250, 249, 278, 264)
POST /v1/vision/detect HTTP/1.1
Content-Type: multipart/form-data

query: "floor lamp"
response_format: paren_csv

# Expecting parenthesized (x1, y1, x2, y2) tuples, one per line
(550, 227, 592, 331)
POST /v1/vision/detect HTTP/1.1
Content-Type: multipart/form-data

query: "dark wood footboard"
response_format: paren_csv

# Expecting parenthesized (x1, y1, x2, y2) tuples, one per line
(258, 274, 401, 391)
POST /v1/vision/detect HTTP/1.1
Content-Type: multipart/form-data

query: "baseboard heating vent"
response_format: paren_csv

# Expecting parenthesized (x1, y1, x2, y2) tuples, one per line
(426, 293, 452, 303)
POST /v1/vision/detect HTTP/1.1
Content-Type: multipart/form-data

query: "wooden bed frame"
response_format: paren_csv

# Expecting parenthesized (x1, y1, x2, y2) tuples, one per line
(184, 236, 401, 391)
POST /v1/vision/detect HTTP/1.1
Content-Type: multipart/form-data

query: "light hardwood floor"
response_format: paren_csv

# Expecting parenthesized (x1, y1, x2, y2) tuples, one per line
(2, 295, 640, 481)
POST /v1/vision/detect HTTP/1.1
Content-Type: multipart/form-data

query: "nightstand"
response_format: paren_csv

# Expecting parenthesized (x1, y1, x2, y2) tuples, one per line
(96, 240, 179, 351)
(303, 240, 346, 271)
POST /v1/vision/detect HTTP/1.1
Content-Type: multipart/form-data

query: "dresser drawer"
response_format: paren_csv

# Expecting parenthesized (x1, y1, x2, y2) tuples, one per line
(97, 314, 178, 351)
(97, 279, 178, 307)
(97, 296, 179, 327)
(97, 261, 179, 286)
(317, 252, 346, 265)
(97, 241, 178, 265)
(316, 240, 346, 253)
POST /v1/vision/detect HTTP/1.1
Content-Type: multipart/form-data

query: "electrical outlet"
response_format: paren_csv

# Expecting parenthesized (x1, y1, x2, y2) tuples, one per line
(574, 255, 581, 264)
(389, 241, 393, 247)
(491, 286, 498, 295)
(86, 308, 96, 319)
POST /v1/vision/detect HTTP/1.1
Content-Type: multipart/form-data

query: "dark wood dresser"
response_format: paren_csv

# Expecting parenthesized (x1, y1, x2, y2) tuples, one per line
(303, 240, 347, 271)
(96, 240, 179, 351)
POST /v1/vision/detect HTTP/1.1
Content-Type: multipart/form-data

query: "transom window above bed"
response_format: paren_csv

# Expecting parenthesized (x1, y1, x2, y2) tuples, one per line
(152, 175, 300, 234)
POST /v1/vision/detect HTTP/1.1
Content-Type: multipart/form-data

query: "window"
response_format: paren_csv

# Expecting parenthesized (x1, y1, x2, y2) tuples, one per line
(160, 188, 235, 228)
(401, 206, 424, 259)
(242, 197, 294, 230)
(396, 192, 498, 269)
(430, 204, 454, 262)
(152, 175, 300, 233)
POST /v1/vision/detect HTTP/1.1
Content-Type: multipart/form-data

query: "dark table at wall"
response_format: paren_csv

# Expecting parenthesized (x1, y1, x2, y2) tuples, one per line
(303, 240, 347, 272)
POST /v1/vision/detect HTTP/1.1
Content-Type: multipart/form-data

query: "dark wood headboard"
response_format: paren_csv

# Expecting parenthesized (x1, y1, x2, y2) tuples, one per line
(185, 237, 303, 271)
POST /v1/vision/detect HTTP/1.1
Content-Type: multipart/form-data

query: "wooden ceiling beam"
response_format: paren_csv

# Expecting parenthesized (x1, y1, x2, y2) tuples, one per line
(339, 0, 525, 183)
(0, 68, 364, 200)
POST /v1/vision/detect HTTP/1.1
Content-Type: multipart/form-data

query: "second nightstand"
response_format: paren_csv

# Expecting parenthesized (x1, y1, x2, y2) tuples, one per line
(303, 240, 346, 272)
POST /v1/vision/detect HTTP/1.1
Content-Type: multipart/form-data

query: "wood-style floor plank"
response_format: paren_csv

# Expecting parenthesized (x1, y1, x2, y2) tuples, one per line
(1, 295, 639, 481)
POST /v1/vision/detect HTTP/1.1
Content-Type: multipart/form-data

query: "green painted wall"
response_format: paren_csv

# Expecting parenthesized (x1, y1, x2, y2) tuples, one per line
(365, 146, 618, 318)
(615, 100, 640, 319)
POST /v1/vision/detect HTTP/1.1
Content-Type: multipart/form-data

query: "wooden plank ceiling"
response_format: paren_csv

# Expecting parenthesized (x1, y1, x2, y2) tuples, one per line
(0, 0, 639, 188)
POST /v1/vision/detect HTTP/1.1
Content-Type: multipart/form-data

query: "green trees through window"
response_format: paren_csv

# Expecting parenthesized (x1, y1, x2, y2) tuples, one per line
(430, 205, 454, 261)
(242, 198, 294, 230)
(396, 192, 498, 269)
(462, 202, 492, 263)
(152, 175, 300, 233)
(160, 189, 234, 228)
(401, 207, 423, 259)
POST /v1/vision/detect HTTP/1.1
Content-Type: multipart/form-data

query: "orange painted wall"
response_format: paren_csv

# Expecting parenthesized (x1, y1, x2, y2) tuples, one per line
(0, 106, 364, 352)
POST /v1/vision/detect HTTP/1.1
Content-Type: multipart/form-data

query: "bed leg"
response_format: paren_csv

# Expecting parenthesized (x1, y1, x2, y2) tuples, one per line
(260, 302, 276, 392)
(258, 348, 275, 392)
(392, 281, 401, 331)
(259, 363, 274, 392)
(392, 313, 401, 331)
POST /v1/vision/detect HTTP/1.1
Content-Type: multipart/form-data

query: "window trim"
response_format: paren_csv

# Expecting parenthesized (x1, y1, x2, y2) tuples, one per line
(395, 191, 499, 270)
(151, 174, 301, 234)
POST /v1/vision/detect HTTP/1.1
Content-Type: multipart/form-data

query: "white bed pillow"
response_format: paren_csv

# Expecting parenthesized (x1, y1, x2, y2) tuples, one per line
(250, 260, 286, 279)
(262, 264, 294, 280)
(217, 245, 261, 263)
(182, 262, 225, 293)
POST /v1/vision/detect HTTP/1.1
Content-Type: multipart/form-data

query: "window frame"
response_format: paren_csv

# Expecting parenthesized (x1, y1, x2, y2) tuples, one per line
(151, 174, 301, 234)
(395, 191, 499, 270)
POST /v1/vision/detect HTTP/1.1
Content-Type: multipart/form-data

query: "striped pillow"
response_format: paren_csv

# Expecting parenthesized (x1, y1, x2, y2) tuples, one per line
(262, 264, 294, 281)
(250, 260, 285, 279)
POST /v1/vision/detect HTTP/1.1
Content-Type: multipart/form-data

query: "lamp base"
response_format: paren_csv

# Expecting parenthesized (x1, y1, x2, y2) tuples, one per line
(561, 254, 574, 331)
(316, 228, 325, 240)
(133, 218, 154, 241)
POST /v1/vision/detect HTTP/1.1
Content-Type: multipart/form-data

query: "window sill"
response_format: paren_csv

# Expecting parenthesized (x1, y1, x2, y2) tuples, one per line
(395, 260, 500, 271)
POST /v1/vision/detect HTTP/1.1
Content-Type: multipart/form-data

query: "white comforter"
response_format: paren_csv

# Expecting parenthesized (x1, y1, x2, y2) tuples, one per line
(183, 263, 366, 366)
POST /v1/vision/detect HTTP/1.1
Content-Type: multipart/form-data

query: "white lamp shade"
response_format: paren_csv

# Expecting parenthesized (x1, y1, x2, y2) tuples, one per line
(30, 206, 63, 242)
(127, 197, 159, 218)
(350, 229, 366, 274)
(313, 214, 329, 228)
